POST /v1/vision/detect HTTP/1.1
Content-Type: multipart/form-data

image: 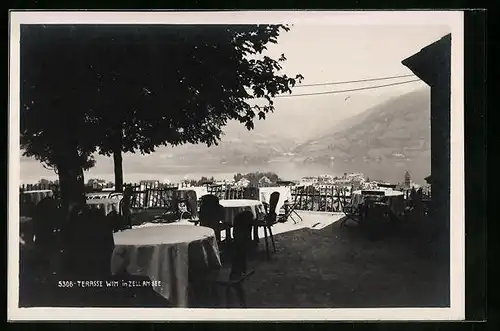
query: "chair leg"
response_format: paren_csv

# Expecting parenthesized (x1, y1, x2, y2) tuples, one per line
(268, 226, 276, 253)
(233, 283, 247, 308)
(225, 227, 232, 241)
(263, 226, 270, 260)
(293, 210, 303, 222)
(253, 225, 259, 242)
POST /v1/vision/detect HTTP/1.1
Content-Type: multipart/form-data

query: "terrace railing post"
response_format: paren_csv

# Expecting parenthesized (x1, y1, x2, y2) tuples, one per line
(330, 186, 334, 212)
(324, 188, 328, 212)
(299, 187, 303, 210)
(144, 183, 150, 208)
(311, 187, 315, 211)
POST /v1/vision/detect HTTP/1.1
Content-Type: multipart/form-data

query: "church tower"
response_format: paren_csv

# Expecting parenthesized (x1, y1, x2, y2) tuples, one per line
(404, 171, 411, 188)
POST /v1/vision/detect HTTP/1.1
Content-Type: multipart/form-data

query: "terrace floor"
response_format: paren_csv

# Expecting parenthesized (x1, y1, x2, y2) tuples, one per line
(19, 210, 449, 309)
(217, 210, 450, 308)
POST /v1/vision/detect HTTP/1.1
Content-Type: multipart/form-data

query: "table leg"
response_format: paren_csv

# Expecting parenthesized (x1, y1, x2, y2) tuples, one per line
(252, 225, 259, 242)
(224, 227, 232, 242)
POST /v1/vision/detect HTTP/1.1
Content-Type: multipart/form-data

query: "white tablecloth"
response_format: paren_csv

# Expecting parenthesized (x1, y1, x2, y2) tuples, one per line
(219, 199, 265, 225)
(23, 190, 53, 204)
(259, 187, 292, 214)
(111, 224, 221, 307)
(351, 190, 405, 216)
(86, 198, 121, 215)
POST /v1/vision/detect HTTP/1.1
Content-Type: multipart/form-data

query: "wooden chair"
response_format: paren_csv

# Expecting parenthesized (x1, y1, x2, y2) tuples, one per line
(199, 194, 230, 243)
(118, 185, 133, 229)
(278, 193, 303, 224)
(199, 210, 255, 308)
(254, 191, 280, 260)
(339, 191, 360, 228)
(175, 189, 199, 223)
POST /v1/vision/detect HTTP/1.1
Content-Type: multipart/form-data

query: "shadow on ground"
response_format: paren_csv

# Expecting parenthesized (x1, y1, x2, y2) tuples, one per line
(240, 217, 450, 308)
(18, 213, 449, 308)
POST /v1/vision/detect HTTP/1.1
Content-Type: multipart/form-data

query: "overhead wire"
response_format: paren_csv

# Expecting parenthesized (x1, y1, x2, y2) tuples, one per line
(275, 79, 422, 98)
(295, 74, 416, 88)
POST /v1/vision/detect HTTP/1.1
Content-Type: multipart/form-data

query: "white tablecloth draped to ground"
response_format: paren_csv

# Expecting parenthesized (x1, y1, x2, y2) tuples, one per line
(178, 186, 208, 199)
(86, 198, 121, 215)
(23, 190, 54, 204)
(259, 187, 292, 214)
(111, 224, 221, 307)
(219, 199, 265, 225)
(351, 190, 405, 216)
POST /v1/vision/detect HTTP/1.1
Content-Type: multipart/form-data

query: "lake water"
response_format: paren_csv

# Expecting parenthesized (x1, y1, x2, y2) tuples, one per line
(20, 156, 427, 185)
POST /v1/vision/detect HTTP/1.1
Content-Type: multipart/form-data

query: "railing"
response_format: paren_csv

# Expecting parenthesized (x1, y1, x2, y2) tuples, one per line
(290, 186, 353, 212)
(206, 185, 246, 200)
(129, 182, 179, 209)
(20, 183, 61, 194)
(20, 181, 432, 213)
(401, 188, 432, 201)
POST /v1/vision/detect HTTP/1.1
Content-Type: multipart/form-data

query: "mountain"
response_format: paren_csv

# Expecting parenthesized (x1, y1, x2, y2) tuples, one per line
(122, 93, 383, 172)
(292, 87, 431, 183)
(20, 89, 431, 184)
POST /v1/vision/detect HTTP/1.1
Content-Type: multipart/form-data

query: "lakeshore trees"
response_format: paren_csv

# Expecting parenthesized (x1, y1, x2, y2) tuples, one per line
(20, 24, 303, 210)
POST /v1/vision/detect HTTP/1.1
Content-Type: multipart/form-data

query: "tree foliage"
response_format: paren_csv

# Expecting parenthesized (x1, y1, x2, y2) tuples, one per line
(37, 178, 58, 185)
(20, 24, 303, 205)
(21, 24, 303, 160)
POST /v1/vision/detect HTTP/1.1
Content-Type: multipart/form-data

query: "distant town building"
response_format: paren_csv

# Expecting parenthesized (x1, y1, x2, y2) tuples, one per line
(299, 176, 319, 186)
(140, 179, 160, 184)
(235, 178, 250, 188)
(404, 171, 411, 188)
(258, 176, 272, 187)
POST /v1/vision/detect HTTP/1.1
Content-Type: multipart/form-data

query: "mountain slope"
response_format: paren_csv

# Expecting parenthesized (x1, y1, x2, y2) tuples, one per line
(292, 87, 431, 183)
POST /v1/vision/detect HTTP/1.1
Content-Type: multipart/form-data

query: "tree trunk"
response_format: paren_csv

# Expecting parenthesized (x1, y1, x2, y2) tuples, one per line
(112, 125, 124, 193)
(57, 153, 86, 213)
(113, 149, 124, 193)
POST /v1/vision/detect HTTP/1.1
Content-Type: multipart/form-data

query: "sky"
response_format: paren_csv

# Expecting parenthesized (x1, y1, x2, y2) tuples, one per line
(19, 23, 452, 184)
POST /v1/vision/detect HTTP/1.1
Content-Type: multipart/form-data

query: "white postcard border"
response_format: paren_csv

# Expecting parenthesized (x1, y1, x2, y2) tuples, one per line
(8, 10, 465, 321)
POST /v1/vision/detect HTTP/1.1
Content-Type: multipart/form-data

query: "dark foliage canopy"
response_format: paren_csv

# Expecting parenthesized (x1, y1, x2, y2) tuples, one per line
(20, 24, 303, 171)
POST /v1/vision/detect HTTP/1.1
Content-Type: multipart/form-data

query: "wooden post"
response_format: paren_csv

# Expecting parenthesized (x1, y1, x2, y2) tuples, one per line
(299, 187, 303, 210)
(324, 187, 328, 212)
(310, 187, 313, 211)
(330, 185, 335, 212)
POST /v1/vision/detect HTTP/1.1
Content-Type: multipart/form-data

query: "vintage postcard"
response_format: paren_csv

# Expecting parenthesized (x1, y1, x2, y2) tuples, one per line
(8, 10, 464, 321)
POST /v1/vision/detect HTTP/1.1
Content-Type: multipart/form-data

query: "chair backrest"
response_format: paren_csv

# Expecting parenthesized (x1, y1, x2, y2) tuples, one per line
(185, 190, 198, 218)
(199, 194, 224, 225)
(63, 207, 115, 278)
(175, 189, 198, 218)
(33, 196, 63, 245)
(269, 191, 280, 214)
(231, 210, 254, 276)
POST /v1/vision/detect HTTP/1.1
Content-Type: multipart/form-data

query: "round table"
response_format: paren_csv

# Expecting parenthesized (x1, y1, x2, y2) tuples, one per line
(86, 198, 121, 215)
(351, 190, 405, 216)
(219, 199, 265, 225)
(111, 224, 221, 307)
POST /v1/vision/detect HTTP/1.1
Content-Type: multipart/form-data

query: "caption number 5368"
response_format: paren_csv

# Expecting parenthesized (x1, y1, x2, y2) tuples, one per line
(58, 280, 74, 287)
